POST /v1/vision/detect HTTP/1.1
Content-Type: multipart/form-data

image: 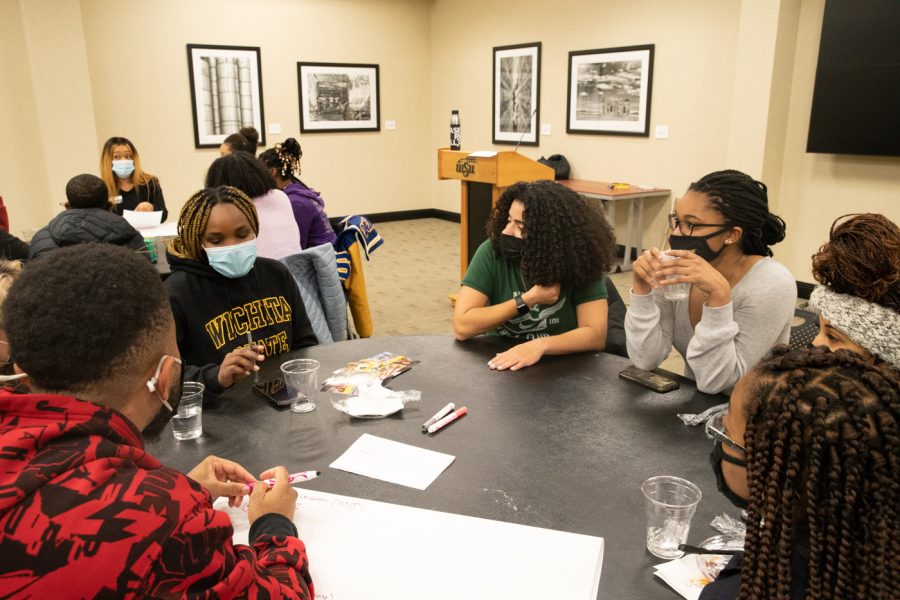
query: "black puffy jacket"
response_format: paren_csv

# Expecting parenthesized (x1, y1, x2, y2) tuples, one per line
(28, 208, 148, 260)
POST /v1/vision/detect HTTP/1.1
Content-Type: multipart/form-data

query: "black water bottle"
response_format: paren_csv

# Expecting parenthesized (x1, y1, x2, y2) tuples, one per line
(450, 110, 461, 150)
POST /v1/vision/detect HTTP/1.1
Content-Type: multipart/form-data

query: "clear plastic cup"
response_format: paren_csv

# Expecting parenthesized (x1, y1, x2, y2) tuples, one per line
(281, 359, 320, 414)
(172, 381, 204, 441)
(641, 475, 702, 559)
(658, 252, 689, 301)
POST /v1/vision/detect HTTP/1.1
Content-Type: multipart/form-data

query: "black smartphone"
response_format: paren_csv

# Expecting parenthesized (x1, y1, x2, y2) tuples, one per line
(252, 377, 293, 408)
(618, 366, 680, 393)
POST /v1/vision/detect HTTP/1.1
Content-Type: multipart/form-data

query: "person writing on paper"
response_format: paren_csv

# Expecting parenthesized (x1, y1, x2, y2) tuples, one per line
(29, 174, 147, 260)
(100, 136, 168, 221)
(699, 345, 898, 599)
(454, 180, 616, 370)
(165, 186, 317, 396)
(0, 244, 313, 598)
(625, 170, 795, 394)
(808, 213, 900, 373)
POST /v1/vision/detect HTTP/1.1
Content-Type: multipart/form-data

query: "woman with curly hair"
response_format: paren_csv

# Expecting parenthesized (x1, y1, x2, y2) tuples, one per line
(259, 138, 336, 249)
(625, 169, 796, 394)
(453, 179, 616, 371)
(700, 345, 899, 599)
(808, 213, 899, 371)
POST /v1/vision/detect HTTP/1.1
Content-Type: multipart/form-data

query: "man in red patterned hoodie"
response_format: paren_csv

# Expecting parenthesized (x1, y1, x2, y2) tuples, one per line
(0, 244, 314, 598)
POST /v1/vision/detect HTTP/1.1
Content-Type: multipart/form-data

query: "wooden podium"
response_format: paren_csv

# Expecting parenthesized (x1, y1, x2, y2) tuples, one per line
(438, 148, 553, 278)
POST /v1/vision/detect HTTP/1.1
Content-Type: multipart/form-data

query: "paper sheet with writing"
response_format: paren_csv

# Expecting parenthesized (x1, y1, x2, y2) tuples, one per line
(122, 209, 163, 229)
(329, 433, 454, 490)
(215, 488, 604, 600)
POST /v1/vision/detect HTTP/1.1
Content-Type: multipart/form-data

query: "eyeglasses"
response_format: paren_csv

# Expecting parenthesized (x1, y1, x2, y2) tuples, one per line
(704, 410, 746, 453)
(668, 213, 730, 237)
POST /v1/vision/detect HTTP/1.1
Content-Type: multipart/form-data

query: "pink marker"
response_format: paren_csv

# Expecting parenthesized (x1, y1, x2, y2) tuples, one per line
(248, 470, 320, 491)
(427, 406, 468, 434)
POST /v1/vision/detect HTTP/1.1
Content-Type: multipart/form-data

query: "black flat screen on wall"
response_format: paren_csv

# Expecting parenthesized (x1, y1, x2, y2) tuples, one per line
(806, 0, 900, 157)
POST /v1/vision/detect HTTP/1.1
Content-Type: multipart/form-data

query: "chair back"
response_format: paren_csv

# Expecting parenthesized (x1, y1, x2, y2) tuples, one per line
(789, 307, 819, 350)
(280, 244, 348, 344)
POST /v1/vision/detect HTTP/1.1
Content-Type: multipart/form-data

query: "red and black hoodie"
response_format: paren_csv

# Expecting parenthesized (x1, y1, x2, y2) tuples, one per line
(0, 391, 313, 598)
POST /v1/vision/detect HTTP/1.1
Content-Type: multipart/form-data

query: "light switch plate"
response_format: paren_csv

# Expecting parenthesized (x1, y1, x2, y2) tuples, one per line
(654, 125, 669, 139)
(385, 120, 396, 130)
(540, 123, 551, 135)
(268, 123, 282, 134)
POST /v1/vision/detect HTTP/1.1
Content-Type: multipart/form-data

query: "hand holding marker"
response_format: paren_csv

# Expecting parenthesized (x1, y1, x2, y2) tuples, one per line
(248, 470, 320, 491)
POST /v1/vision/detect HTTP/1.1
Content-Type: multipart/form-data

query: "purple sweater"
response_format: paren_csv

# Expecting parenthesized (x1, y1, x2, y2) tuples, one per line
(283, 181, 337, 249)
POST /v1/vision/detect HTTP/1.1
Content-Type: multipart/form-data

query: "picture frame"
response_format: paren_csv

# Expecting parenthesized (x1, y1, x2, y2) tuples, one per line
(297, 62, 380, 133)
(492, 42, 541, 146)
(186, 44, 266, 149)
(566, 44, 654, 136)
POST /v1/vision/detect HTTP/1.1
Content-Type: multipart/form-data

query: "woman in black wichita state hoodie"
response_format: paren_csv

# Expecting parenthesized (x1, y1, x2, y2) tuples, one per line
(165, 185, 317, 395)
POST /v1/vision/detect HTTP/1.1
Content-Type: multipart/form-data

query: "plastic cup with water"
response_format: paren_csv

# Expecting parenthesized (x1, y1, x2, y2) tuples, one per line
(281, 359, 320, 414)
(658, 252, 689, 301)
(641, 475, 702, 559)
(172, 381, 204, 441)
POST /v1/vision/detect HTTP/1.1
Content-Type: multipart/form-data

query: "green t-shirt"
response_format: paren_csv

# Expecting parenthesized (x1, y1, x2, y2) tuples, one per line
(461, 240, 608, 339)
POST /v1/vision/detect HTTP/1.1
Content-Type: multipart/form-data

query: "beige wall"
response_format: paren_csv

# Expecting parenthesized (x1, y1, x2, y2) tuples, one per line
(430, 0, 900, 283)
(3, 0, 899, 283)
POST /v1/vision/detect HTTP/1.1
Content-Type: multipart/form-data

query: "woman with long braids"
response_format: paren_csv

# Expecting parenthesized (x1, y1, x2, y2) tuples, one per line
(165, 186, 316, 395)
(259, 138, 336, 249)
(626, 169, 796, 394)
(453, 179, 617, 371)
(808, 213, 900, 372)
(700, 345, 899, 599)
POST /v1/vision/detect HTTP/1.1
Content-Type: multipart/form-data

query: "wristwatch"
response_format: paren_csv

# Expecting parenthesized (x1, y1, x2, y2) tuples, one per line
(513, 293, 529, 315)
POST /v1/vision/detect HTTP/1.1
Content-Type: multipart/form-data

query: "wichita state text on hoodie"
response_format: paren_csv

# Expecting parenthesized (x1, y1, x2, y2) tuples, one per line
(164, 253, 318, 393)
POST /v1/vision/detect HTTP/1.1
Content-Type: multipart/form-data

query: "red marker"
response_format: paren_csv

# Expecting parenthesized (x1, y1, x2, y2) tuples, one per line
(247, 470, 320, 491)
(427, 406, 468, 434)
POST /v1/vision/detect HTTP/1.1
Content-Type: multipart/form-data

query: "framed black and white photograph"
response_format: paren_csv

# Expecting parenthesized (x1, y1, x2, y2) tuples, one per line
(493, 42, 541, 146)
(297, 62, 380, 133)
(566, 44, 654, 136)
(186, 44, 266, 149)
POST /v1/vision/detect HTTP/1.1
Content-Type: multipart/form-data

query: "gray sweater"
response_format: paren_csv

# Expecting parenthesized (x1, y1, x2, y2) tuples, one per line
(625, 258, 796, 394)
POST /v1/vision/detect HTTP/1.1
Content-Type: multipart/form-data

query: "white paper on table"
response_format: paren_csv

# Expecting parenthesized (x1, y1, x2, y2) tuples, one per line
(123, 210, 163, 229)
(329, 433, 455, 490)
(136, 221, 178, 238)
(216, 488, 604, 600)
(653, 554, 714, 600)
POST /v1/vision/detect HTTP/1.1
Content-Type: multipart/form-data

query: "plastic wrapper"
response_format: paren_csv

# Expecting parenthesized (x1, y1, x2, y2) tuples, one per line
(710, 512, 746, 540)
(328, 375, 421, 418)
(322, 352, 419, 395)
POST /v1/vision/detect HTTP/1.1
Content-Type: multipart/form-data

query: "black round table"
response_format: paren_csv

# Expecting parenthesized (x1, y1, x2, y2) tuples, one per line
(147, 335, 733, 600)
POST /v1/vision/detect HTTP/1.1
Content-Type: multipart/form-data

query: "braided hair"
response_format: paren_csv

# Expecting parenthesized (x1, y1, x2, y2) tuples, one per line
(811, 213, 900, 311)
(688, 169, 786, 257)
(486, 180, 616, 291)
(737, 345, 899, 600)
(167, 186, 259, 262)
(259, 137, 302, 181)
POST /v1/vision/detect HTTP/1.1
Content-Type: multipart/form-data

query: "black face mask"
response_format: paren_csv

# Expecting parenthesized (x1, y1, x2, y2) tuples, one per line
(668, 226, 732, 262)
(499, 234, 523, 260)
(709, 440, 749, 509)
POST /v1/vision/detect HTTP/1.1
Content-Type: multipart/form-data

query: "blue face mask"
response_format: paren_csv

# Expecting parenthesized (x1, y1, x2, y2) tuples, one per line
(112, 159, 135, 178)
(204, 239, 257, 278)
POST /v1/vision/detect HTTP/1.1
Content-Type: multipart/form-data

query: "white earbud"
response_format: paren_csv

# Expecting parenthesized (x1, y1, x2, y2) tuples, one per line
(146, 376, 157, 393)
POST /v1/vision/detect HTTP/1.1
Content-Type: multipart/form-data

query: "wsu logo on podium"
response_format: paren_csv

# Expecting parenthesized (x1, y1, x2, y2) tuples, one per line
(455, 157, 477, 177)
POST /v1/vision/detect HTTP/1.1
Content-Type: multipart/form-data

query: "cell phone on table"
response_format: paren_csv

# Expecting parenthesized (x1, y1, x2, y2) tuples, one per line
(252, 377, 293, 407)
(618, 366, 680, 393)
